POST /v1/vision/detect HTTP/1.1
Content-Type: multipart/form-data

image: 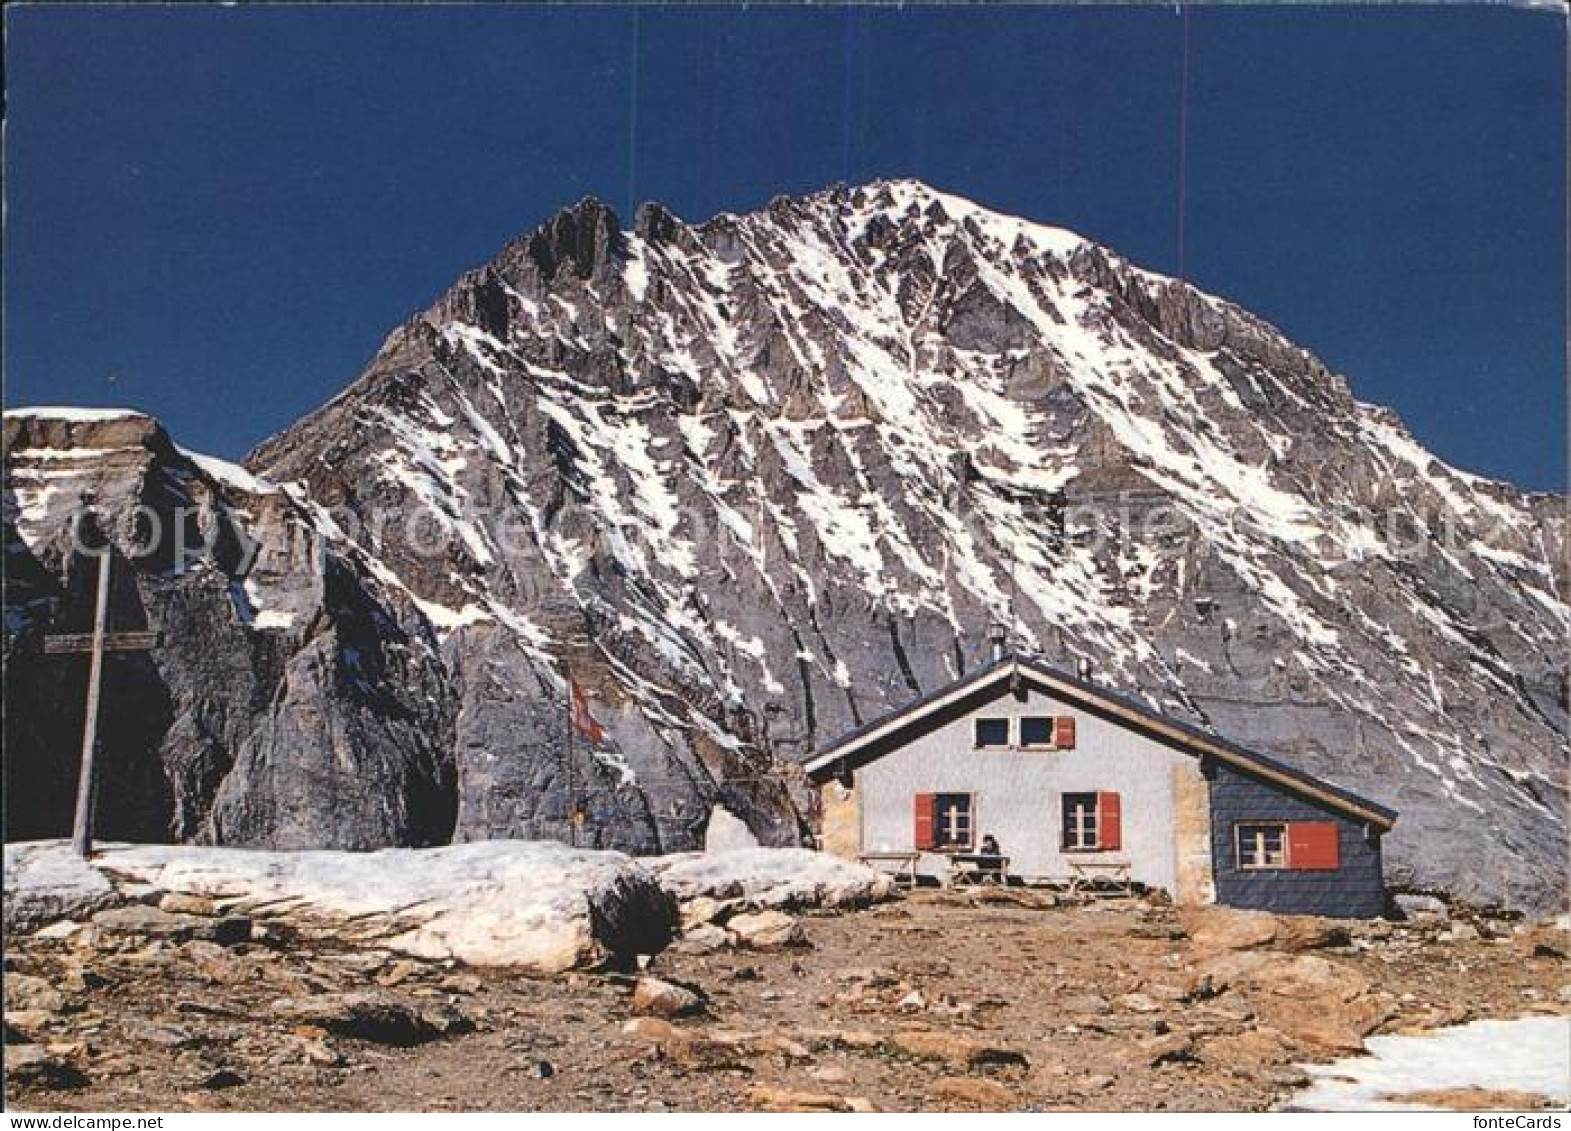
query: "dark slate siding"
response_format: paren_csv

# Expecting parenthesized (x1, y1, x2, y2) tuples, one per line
(1208, 760, 1386, 918)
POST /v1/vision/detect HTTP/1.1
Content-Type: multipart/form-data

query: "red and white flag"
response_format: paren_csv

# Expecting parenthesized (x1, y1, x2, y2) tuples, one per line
(570, 679, 605, 745)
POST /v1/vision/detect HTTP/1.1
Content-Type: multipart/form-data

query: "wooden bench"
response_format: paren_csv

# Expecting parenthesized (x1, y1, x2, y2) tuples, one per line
(948, 853, 1011, 887)
(1067, 859, 1133, 897)
(858, 851, 921, 889)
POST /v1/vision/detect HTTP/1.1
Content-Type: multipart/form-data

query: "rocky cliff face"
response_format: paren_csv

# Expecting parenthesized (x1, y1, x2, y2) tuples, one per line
(6, 180, 1566, 908)
(3, 409, 456, 849)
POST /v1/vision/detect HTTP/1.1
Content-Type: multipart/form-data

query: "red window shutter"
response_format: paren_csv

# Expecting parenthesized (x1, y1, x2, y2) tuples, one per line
(1054, 716, 1077, 749)
(1288, 822, 1340, 870)
(1096, 791, 1122, 851)
(914, 793, 937, 851)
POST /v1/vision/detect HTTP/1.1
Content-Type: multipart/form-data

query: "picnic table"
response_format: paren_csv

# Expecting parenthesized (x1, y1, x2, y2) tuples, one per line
(1067, 859, 1133, 897)
(858, 851, 921, 888)
(948, 853, 1010, 887)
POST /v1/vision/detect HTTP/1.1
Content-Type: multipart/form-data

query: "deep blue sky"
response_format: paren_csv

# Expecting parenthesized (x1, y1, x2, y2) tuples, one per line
(5, 5, 1564, 490)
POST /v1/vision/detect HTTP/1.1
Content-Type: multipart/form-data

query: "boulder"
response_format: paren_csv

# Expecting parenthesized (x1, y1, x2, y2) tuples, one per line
(928, 1076, 1018, 1110)
(891, 1028, 1029, 1068)
(1179, 906, 1348, 953)
(630, 976, 705, 1018)
(727, 910, 807, 950)
(1191, 950, 1370, 1002)
(747, 1085, 870, 1113)
(671, 923, 733, 955)
(270, 993, 471, 1046)
(1394, 894, 1449, 921)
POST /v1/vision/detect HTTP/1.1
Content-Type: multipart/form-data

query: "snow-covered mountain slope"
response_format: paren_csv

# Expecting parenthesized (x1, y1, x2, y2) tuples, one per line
(7, 181, 1564, 908)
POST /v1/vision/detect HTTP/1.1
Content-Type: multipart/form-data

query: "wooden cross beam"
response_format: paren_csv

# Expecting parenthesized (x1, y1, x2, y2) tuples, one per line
(40, 553, 160, 858)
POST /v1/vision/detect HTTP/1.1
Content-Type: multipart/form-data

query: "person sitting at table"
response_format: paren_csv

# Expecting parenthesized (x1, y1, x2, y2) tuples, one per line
(980, 834, 1002, 858)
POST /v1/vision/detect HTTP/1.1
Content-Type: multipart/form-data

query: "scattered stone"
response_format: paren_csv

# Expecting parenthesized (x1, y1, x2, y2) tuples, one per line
(4, 1044, 87, 1090)
(749, 1034, 811, 1059)
(1062, 993, 1112, 1016)
(92, 905, 251, 946)
(127, 1020, 199, 1049)
(671, 924, 732, 955)
(1393, 894, 1449, 921)
(810, 1065, 851, 1084)
(727, 910, 807, 950)
(5, 1011, 51, 1039)
(158, 892, 218, 917)
(439, 973, 484, 995)
(270, 993, 471, 1046)
(1385, 1088, 1558, 1111)
(897, 989, 927, 1011)
(929, 1076, 1017, 1110)
(34, 921, 81, 941)
(621, 1016, 679, 1043)
(200, 1069, 245, 1090)
(1443, 922, 1481, 943)
(1142, 1031, 1197, 1066)
(891, 1028, 1028, 1068)
(630, 976, 705, 1018)
(747, 1085, 864, 1113)
(374, 959, 422, 987)
(4, 973, 64, 1014)
(1118, 992, 1162, 1014)
(678, 897, 728, 929)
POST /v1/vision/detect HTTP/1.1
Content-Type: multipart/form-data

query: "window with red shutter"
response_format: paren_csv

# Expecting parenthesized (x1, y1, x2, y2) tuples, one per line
(1053, 716, 1077, 749)
(1096, 791, 1122, 851)
(913, 793, 937, 851)
(1288, 822, 1340, 870)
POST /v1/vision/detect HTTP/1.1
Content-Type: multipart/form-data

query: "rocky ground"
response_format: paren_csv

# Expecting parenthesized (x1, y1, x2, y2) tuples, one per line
(5, 886, 1567, 1112)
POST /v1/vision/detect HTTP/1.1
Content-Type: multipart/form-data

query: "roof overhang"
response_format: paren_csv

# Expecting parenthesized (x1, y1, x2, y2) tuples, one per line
(805, 657, 1397, 831)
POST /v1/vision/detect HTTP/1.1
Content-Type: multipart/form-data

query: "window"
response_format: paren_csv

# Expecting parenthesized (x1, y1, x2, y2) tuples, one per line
(1233, 822, 1340, 871)
(1061, 791, 1121, 852)
(915, 793, 974, 851)
(934, 793, 973, 850)
(1236, 823, 1288, 869)
(1019, 716, 1055, 747)
(1062, 793, 1098, 851)
(974, 718, 1010, 748)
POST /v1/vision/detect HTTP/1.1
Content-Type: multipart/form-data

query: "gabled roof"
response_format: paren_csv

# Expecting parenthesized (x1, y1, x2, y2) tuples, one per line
(804, 654, 1397, 829)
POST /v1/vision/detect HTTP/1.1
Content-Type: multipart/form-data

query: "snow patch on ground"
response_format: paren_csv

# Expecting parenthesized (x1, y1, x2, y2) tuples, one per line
(2, 843, 125, 931)
(1291, 1016, 1571, 1112)
(5, 840, 674, 973)
(646, 847, 895, 910)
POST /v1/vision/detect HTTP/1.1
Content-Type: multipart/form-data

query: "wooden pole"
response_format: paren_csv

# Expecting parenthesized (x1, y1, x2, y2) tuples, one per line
(71, 552, 112, 858)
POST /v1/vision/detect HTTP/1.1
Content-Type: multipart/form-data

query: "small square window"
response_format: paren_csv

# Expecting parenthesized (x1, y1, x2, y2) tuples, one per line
(1237, 823, 1288, 869)
(1020, 717, 1055, 747)
(974, 718, 1010, 748)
